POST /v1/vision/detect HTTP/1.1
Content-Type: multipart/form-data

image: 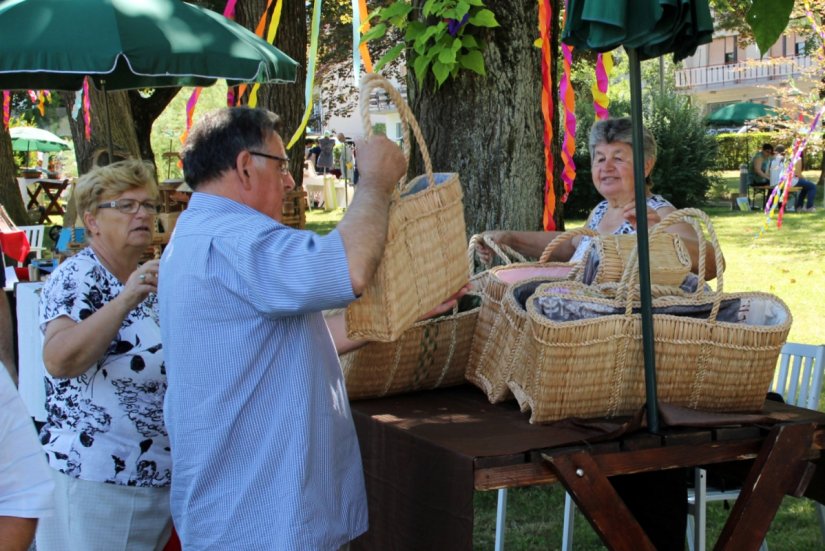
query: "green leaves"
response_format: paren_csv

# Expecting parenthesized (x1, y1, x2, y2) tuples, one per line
(363, 0, 499, 89)
(746, 0, 794, 56)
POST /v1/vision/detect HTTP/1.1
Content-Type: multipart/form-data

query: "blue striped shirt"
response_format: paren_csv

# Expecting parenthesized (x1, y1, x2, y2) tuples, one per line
(159, 193, 367, 550)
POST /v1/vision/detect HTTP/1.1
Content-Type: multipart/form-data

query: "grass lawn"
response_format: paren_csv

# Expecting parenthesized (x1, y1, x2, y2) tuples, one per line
(309, 185, 825, 550)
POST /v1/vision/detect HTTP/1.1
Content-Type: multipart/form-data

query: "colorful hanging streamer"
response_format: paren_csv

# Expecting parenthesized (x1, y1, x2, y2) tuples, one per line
(82, 77, 92, 140)
(559, 38, 576, 202)
(223, 0, 238, 106)
(286, 0, 323, 150)
(222, 0, 237, 19)
(757, 105, 824, 237)
(179, 87, 203, 146)
(357, 0, 374, 74)
(248, 0, 282, 107)
(36, 90, 46, 116)
(539, 0, 555, 231)
(592, 52, 613, 120)
(2, 91, 9, 130)
(71, 88, 83, 120)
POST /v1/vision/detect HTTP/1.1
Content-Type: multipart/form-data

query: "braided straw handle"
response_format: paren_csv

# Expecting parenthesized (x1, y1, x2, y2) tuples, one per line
(618, 208, 725, 319)
(467, 233, 528, 275)
(359, 73, 435, 195)
(537, 227, 600, 263)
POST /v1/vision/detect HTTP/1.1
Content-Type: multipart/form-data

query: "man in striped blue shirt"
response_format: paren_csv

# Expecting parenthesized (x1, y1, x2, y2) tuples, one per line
(159, 107, 406, 550)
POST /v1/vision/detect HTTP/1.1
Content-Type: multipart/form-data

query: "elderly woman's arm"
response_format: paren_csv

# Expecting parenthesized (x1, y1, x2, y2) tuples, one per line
(42, 261, 159, 379)
(478, 230, 571, 263)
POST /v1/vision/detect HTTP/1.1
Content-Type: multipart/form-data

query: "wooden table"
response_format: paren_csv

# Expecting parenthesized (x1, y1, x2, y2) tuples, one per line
(26, 178, 70, 223)
(350, 385, 825, 551)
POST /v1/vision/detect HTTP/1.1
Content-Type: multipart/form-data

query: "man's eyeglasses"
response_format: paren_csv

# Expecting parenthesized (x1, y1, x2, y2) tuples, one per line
(249, 151, 290, 175)
(97, 199, 160, 215)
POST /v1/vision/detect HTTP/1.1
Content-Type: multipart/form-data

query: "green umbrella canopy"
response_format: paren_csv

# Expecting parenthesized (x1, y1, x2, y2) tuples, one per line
(9, 126, 70, 152)
(563, 0, 714, 62)
(705, 102, 777, 126)
(0, 0, 299, 91)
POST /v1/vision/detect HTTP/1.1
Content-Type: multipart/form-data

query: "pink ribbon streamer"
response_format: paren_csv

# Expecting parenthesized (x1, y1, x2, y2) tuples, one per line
(2, 91, 9, 130)
(82, 78, 92, 140)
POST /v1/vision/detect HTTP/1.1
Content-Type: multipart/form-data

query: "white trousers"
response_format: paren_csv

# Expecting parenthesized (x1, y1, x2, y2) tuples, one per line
(36, 469, 172, 551)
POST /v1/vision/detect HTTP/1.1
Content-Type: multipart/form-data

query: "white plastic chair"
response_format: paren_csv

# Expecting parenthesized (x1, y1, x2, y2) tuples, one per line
(17, 224, 45, 266)
(686, 342, 825, 551)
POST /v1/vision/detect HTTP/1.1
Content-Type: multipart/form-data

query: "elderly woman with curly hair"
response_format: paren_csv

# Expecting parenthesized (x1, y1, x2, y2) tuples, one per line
(36, 160, 171, 551)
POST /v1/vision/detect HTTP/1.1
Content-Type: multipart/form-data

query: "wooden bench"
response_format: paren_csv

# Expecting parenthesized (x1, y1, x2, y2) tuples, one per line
(749, 184, 802, 210)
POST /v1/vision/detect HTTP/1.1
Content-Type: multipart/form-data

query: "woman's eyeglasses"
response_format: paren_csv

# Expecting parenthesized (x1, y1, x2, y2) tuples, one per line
(249, 151, 290, 175)
(97, 199, 160, 214)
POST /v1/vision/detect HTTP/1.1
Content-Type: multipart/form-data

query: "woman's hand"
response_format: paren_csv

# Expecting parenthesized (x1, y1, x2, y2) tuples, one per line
(476, 231, 509, 265)
(622, 203, 661, 230)
(120, 259, 160, 311)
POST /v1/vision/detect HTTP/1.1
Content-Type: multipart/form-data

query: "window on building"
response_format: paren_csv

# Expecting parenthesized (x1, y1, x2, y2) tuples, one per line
(724, 36, 737, 64)
(795, 41, 806, 56)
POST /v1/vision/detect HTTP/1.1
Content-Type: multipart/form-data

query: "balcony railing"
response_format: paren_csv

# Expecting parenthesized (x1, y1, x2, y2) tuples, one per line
(675, 55, 813, 90)
(368, 86, 407, 113)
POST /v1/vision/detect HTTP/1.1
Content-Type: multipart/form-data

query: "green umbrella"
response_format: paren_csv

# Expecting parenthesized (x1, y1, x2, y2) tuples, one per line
(563, 0, 714, 432)
(706, 102, 776, 126)
(9, 126, 70, 153)
(0, 0, 299, 157)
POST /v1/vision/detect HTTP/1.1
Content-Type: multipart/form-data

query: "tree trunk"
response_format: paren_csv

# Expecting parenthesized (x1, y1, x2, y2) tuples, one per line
(129, 88, 181, 168)
(407, 0, 563, 238)
(62, 87, 141, 175)
(0, 129, 28, 225)
(235, 0, 308, 186)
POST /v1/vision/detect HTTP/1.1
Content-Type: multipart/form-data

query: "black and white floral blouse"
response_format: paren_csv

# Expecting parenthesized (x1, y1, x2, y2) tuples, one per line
(38, 247, 171, 488)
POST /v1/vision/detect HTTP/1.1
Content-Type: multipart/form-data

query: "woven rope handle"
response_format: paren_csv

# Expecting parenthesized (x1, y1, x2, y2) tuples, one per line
(619, 208, 725, 320)
(467, 233, 528, 275)
(537, 227, 600, 263)
(359, 73, 435, 194)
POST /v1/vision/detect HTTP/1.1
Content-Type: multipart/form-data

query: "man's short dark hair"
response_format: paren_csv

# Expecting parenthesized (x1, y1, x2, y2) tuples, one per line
(181, 107, 283, 190)
(761, 143, 774, 152)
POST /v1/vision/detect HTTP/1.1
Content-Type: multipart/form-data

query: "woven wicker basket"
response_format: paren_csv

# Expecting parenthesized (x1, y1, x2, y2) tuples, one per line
(584, 232, 692, 287)
(465, 232, 579, 403)
(342, 288, 481, 400)
(509, 209, 792, 423)
(345, 74, 468, 342)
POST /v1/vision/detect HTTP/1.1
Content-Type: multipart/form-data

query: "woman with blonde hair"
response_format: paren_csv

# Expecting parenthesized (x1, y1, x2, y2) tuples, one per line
(36, 159, 171, 551)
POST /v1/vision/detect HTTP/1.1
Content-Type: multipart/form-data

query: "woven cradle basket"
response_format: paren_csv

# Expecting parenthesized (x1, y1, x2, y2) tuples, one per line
(466, 232, 579, 403)
(345, 73, 468, 342)
(341, 258, 485, 399)
(509, 209, 792, 423)
(342, 291, 480, 400)
(587, 232, 691, 287)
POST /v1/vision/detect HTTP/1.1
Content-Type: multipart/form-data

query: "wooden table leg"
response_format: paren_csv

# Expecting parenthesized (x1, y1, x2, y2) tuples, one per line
(715, 422, 816, 551)
(544, 451, 656, 551)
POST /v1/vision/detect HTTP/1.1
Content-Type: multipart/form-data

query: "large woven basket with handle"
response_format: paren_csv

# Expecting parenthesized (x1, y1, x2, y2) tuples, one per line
(342, 240, 486, 400)
(510, 209, 792, 423)
(345, 74, 468, 342)
(465, 231, 582, 403)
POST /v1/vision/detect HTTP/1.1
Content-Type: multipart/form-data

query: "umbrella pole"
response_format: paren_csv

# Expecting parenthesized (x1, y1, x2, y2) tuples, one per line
(102, 79, 114, 163)
(627, 48, 660, 433)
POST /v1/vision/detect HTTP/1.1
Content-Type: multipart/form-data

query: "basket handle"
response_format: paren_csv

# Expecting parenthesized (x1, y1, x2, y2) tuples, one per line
(537, 227, 600, 263)
(467, 233, 528, 274)
(618, 208, 725, 320)
(359, 73, 435, 196)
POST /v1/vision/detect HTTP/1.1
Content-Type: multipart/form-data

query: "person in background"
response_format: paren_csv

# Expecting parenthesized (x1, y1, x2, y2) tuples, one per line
(0, 367, 54, 551)
(481, 117, 717, 281)
(774, 144, 817, 212)
(750, 142, 774, 186)
(159, 107, 462, 550)
(36, 160, 171, 551)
